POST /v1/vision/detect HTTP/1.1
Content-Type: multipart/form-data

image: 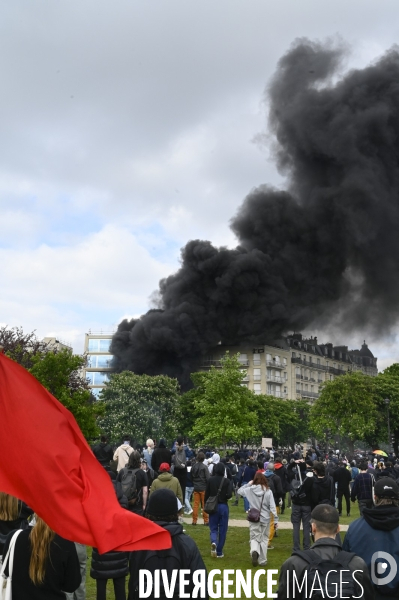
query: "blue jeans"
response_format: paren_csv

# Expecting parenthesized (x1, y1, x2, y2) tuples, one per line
(209, 503, 229, 557)
(243, 496, 250, 512)
(184, 486, 194, 513)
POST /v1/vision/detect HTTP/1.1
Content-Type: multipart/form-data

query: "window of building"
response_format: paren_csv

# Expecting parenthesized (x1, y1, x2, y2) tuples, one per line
(274, 355, 280, 363)
(311, 385, 314, 392)
(284, 372, 288, 380)
(284, 386, 287, 394)
(90, 388, 103, 399)
(87, 355, 113, 368)
(238, 353, 248, 365)
(330, 375, 334, 381)
(88, 338, 112, 352)
(333, 363, 337, 369)
(283, 357, 287, 365)
(86, 372, 109, 385)
(253, 353, 261, 366)
(296, 382, 300, 391)
(254, 383, 261, 395)
(254, 368, 261, 381)
(309, 356, 312, 364)
(317, 358, 320, 366)
(266, 353, 272, 361)
(292, 351, 296, 358)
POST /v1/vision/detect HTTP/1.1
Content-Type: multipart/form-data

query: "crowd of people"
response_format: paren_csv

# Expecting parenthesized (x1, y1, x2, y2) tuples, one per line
(2, 436, 399, 599)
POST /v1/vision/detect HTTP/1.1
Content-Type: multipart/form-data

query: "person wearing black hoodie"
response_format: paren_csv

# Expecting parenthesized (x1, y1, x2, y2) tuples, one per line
(287, 459, 314, 552)
(128, 489, 208, 599)
(375, 460, 397, 481)
(311, 461, 335, 508)
(274, 457, 291, 514)
(151, 439, 172, 474)
(90, 471, 129, 600)
(343, 477, 399, 599)
(333, 462, 352, 516)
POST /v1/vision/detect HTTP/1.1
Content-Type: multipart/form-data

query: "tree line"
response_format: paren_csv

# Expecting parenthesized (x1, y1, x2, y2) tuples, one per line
(3, 326, 399, 452)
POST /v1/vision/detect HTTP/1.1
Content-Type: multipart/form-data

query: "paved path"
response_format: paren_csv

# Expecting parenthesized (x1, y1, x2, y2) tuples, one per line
(182, 517, 349, 531)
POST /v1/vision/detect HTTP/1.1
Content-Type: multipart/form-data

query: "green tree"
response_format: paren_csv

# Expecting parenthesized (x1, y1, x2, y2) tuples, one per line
(29, 349, 104, 439)
(252, 395, 301, 446)
(374, 364, 399, 454)
(189, 353, 259, 449)
(98, 372, 181, 444)
(273, 399, 312, 448)
(310, 371, 377, 453)
(0, 325, 47, 369)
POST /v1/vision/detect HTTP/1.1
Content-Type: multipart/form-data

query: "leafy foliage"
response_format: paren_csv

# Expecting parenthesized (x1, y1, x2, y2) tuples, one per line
(98, 371, 181, 444)
(0, 326, 103, 439)
(188, 353, 259, 448)
(29, 349, 104, 440)
(0, 326, 47, 369)
(310, 371, 377, 452)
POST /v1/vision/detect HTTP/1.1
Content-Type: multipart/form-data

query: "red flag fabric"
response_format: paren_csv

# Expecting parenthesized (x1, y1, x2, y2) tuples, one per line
(0, 353, 171, 553)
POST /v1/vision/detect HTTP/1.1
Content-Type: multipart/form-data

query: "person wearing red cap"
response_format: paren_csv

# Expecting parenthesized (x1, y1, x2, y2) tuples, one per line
(149, 463, 183, 505)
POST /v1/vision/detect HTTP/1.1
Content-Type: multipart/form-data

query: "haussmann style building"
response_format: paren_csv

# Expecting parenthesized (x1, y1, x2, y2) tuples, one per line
(200, 333, 378, 401)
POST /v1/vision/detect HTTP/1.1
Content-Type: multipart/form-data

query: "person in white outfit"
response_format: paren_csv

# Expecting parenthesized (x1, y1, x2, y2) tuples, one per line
(113, 436, 133, 472)
(238, 472, 278, 566)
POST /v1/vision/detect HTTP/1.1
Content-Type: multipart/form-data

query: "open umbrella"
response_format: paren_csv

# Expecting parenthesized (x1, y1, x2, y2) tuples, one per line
(372, 450, 388, 457)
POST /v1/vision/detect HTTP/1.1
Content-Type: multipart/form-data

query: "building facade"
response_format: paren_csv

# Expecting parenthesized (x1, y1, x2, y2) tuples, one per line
(201, 333, 378, 401)
(83, 332, 114, 398)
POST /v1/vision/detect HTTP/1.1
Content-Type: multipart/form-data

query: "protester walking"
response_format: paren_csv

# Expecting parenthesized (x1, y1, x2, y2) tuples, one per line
(0, 492, 33, 559)
(91, 470, 130, 600)
(191, 452, 210, 525)
(113, 436, 133, 472)
(2, 516, 81, 600)
(333, 461, 352, 516)
(205, 463, 233, 558)
(238, 473, 278, 566)
(350, 460, 374, 516)
(151, 439, 172, 474)
(288, 458, 314, 552)
(142, 439, 155, 469)
(172, 435, 187, 501)
(117, 450, 148, 515)
(184, 460, 194, 515)
(343, 477, 399, 599)
(150, 463, 183, 505)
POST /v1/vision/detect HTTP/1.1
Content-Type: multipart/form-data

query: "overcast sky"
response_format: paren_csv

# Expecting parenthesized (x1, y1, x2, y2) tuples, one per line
(2, 0, 399, 369)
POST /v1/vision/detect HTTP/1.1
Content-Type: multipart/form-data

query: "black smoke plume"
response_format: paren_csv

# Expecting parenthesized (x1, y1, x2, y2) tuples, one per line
(111, 39, 399, 388)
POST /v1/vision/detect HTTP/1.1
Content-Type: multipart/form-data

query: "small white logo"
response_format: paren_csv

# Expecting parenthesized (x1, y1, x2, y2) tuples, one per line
(371, 551, 397, 585)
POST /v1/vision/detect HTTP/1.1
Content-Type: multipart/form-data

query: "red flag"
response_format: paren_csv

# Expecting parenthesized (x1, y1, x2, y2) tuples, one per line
(0, 352, 171, 553)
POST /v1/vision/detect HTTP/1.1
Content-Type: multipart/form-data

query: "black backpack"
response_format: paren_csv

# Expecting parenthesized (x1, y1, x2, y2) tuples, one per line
(139, 534, 186, 599)
(121, 468, 139, 504)
(292, 549, 363, 600)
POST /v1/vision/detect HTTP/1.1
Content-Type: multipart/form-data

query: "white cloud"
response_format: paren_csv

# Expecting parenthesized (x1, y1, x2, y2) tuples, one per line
(0, 225, 177, 352)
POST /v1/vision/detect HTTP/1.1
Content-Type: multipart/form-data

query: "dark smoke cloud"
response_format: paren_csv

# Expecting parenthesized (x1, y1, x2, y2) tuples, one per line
(111, 39, 399, 387)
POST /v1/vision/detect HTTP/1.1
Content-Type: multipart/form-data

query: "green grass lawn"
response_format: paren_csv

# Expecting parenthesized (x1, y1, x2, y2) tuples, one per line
(84, 499, 360, 599)
(228, 496, 362, 526)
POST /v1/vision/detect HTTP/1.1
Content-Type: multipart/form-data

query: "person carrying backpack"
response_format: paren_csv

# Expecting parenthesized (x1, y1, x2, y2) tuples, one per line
(113, 436, 133, 472)
(311, 461, 335, 508)
(287, 458, 314, 552)
(172, 435, 187, 502)
(116, 450, 148, 516)
(277, 504, 374, 600)
(128, 489, 208, 600)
